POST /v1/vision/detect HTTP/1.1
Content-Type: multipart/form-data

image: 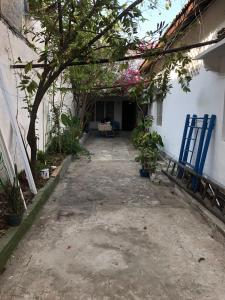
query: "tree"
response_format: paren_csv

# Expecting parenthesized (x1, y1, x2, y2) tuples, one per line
(18, 0, 195, 177)
(19, 0, 157, 176)
(68, 58, 120, 127)
(129, 51, 192, 120)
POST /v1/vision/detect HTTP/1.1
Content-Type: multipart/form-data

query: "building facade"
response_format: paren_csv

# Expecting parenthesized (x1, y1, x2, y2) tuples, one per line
(142, 0, 225, 187)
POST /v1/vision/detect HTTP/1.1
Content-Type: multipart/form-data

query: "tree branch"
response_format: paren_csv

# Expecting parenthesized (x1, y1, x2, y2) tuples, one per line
(11, 38, 220, 69)
(57, 0, 64, 48)
(82, 0, 144, 51)
(77, 0, 101, 30)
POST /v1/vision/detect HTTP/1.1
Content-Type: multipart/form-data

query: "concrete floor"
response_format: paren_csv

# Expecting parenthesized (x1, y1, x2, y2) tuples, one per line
(1, 134, 225, 300)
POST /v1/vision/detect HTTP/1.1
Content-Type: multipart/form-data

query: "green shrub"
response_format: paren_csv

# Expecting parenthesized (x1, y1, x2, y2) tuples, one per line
(135, 147, 159, 172)
(132, 116, 163, 173)
(46, 131, 89, 157)
(37, 150, 47, 163)
(1, 165, 24, 216)
(46, 136, 62, 154)
(131, 115, 153, 148)
(46, 112, 90, 158)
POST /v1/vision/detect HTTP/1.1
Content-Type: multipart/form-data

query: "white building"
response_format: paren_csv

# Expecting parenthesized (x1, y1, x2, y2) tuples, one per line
(141, 0, 225, 188)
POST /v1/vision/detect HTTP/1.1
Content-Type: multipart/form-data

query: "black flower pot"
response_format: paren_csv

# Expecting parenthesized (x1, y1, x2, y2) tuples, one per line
(139, 168, 149, 178)
(7, 214, 23, 226)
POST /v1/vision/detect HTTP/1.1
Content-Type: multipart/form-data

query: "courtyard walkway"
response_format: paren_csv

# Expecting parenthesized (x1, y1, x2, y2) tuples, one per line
(0, 134, 225, 299)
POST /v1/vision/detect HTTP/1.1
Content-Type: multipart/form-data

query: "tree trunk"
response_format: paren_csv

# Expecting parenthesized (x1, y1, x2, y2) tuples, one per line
(26, 63, 71, 178)
(27, 93, 43, 178)
(27, 69, 61, 177)
(79, 94, 87, 130)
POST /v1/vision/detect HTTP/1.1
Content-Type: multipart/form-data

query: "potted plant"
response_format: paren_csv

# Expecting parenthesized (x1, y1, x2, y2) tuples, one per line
(131, 116, 153, 148)
(146, 149, 159, 175)
(136, 147, 159, 177)
(2, 166, 24, 226)
(148, 131, 164, 150)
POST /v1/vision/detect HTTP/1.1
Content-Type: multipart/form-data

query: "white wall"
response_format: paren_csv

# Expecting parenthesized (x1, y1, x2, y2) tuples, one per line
(151, 0, 225, 187)
(0, 17, 73, 172)
(0, 19, 37, 171)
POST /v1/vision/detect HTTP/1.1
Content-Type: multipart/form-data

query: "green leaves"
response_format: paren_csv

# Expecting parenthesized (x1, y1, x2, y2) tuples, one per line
(61, 113, 71, 127)
(61, 112, 80, 132)
(1, 164, 24, 215)
(24, 62, 33, 74)
(135, 147, 159, 171)
(132, 117, 163, 172)
(19, 75, 38, 95)
(27, 80, 38, 94)
(165, 0, 172, 10)
(58, 112, 83, 155)
(130, 51, 192, 107)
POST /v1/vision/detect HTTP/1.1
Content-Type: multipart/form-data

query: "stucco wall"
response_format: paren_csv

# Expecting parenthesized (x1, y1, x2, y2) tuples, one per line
(0, 18, 37, 171)
(151, 0, 225, 187)
(0, 0, 25, 30)
(0, 17, 73, 171)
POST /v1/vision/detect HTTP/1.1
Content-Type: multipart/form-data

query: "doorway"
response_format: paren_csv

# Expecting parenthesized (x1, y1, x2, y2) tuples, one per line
(122, 101, 136, 130)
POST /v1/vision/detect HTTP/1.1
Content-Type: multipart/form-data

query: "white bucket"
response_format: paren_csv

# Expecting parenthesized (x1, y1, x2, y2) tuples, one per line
(40, 168, 49, 179)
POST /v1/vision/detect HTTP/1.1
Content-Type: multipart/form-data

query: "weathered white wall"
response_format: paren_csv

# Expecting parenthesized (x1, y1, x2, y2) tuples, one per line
(0, 17, 37, 171)
(151, 0, 225, 187)
(0, 0, 25, 30)
(0, 16, 73, 171)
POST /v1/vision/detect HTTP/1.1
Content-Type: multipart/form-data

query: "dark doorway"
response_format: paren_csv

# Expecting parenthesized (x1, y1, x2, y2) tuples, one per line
(122, 101, 136, 130)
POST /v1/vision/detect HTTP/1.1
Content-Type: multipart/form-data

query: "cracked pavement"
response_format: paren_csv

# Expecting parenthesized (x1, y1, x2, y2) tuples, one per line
(0, 133, 225, 299)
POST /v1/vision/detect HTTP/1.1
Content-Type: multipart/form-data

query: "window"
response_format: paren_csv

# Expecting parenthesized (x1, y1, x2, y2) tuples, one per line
(105, 101, 114, 120)
(94, 101, 115, 122)
(96, 101, 104, 121)
(156, 100, 163, 126)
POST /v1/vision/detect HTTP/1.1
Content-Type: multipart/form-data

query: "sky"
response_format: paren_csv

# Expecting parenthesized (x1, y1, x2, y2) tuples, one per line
(137, 0, 189, 38)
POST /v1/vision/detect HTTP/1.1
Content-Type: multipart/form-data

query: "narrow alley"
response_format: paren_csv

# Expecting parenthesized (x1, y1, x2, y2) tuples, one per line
(0, 135, 225, 300)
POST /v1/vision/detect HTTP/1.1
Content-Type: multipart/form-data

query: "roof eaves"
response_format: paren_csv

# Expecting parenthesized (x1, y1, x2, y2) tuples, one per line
(140, 0, 215, 73)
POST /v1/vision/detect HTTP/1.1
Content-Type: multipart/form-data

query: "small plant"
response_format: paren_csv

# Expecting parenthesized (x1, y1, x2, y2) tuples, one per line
(132, 116, 154, 148)
(60, 112, 82, 156)
(148, 131, 164, 150)
(37, 150, 47, 164)
(47, 111, 90, 158)
(7, 180, 23, 216)
(135, 148, 159, 173)
(61, 112, 81, 137)
(1, 165, 24, 226)
(132, 116, 163, 176)
(36, 150, 48, 175)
